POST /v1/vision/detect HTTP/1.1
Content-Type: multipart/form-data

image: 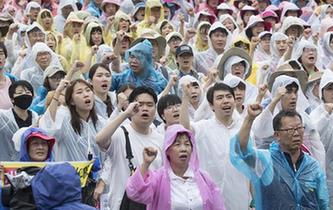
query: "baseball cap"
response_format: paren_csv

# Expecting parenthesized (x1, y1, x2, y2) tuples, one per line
(176, 44, 193, 57)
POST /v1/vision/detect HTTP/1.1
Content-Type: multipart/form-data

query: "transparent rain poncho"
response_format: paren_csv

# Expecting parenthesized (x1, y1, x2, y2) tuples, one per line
(39, 106, 105, 162)
(230, 135, 329, 210)
(252, 75, 326, 171)
(0, 109, 38, 161)
(310, 70, 333, 206)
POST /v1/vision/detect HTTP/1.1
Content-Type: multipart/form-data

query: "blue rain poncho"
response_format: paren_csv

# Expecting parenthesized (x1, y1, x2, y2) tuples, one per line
(230, 136, 329, 210)
(111, 39, 167, 94)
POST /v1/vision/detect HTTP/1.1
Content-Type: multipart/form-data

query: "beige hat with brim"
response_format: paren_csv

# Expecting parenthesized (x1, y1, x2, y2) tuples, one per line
(43, 65, 66, 80)
(307, 71, 323, 85)
(130, 29, 166, 58)
(217, 47, 252, 80)
(268, 63, 308, 93)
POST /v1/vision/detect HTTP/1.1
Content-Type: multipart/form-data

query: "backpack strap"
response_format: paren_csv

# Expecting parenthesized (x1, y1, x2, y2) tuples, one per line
(120, 125, 136, 174)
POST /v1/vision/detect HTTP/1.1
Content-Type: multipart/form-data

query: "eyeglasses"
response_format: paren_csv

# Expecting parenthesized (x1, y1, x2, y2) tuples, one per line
(303, 48, 316, 53)
(278, 126, 305, 135)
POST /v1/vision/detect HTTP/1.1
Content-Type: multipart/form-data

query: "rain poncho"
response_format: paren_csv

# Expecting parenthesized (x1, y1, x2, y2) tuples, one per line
(94, 92, 117, 120)
(310, 70, 333, 206)
(11, 22, 46, 78)
(279, 2, 301, 22)
(18, 127, 55, 161)
(219, 14, 238, 38)
(0, 109, 38, 161)
(230, 137, 329, 210)
(194, 21, 211, 52)
(254, 31, 272, 85)
(320, 32, 333, 69)
(194, 22, 230, 74)
(20, 42, 61, 94)
(24, 2, 41, 24)
(39, 106, 104, 161)
(111, 39, 167, 94)
(36, 9, 56, 33)
(32, 162, 96, 210)
(126, 124, 225, 210)
(54, 0, 78, 33)
(137, 0, 165, 36)
(86, 0, 102, 18)
(252, 75, 326, 171)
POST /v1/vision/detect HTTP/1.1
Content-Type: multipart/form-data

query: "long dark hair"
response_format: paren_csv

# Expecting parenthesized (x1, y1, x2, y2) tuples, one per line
(65, 79, 98, 135)
(89, 63, 113, 117)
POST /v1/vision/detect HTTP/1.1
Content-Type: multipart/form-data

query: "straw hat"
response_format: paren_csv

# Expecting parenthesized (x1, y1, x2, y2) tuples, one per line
(131, 29, 166, 58)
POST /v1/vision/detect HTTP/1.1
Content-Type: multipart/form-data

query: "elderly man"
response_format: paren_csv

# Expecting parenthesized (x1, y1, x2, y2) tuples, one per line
(230, 104, 329, 210)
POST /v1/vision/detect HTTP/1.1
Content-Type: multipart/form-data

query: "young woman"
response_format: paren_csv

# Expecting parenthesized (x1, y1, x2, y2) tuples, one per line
(39, 79, 104, 161)
(126, 124, 225, 210)
(88, 63, 116, 119)
(37, 9, 56, 33)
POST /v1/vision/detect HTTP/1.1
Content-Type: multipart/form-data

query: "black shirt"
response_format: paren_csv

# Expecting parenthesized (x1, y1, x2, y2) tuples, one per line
(284, 151, 304, 172)
(12, 109, 32, 128)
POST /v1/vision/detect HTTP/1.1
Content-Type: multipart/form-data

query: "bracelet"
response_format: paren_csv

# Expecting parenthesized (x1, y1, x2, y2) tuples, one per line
(53, 96, 59, 102)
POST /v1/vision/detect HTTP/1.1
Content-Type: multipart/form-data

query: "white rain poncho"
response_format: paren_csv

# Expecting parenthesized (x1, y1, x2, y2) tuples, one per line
(308, 4, 333, 35)
(54, 0, 78, 33)
(193, 22, 231, 74)
(0, 109, 38, 161)
(25, 2, 41, 24)
(219, 14, 239, 40)
(320, 32, 333, 69)
(310, 70, 333, 206)
(94, 92, 117, 120)
(39, 106, 105, 161)
(177, 75, 212, 121)
(11, 22, 46, 77)
(306, 82, 321, 113)
(20, 42, 61, 94)
(279, 2, 301, 22)
(223, 73, 257, 106)
(253, 31, 272, 64)
(252, 75, 326, 170)
(223, 56, 258, 104)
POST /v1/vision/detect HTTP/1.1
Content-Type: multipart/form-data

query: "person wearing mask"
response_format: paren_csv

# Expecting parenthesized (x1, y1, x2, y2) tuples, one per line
(0, 80, 37, 161)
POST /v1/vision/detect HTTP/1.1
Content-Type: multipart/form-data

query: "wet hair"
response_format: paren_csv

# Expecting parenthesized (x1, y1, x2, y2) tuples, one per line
(65, 79, 98, 135)
(0, 42, 7, 58)
(157, 94, 181, 122)
(88, 63, 110, 80)
(89, 26, 104, 46)
(206, 82, 235, 105)
(128, 86, 157, 104)
(8, 80, 34, 99)
(273, 110, 303, 131)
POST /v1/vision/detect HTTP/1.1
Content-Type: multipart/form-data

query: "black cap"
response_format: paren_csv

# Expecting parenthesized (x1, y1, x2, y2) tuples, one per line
(176, 44, 193, 57)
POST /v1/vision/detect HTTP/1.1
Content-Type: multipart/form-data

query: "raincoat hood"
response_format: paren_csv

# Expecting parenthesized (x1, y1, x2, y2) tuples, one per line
(37, 9, 54, 31)
(240, 5, 259, 20)
(125, 39, 154, 77)
(322, 32, 333, 57)
(320, 17, 333, 37)
(279, 16, 304, 37)
(217, 3, 233, 15)
(25, 22, 45, 49)
(195, 21, 211, 52)
(19, 127, 55, 161)
(291, 39, 317, 61)
(101, 0, 120, 12)
(32, 163, 89, 209)
(219, 14, 238, 32)
(178, 75, 203, 101)
(25, 2, 41, 16)
(224, 55, 250, 79)
(142, 0, 164, 24)
(208, 22, 231, 52)
(84, 21, 104, 46)
(280, 2, 301, 22)
(31, 42, 61, 70)
(270, 32, 288, 58)
(319, 70, 333, 101)
(58, 0, 78, 16)
(244, 15, 270, 40)
(193, 10, 215, 27)
(111, 10, 131, 33)
(155, 19, 174, 35)
(223, 73, 247, 89)
(232, 36, 251, 54)
(163, 124, 199, 171)
(271, 75, 309, 113)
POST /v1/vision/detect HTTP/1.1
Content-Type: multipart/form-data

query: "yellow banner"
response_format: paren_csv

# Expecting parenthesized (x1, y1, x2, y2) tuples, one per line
(1, 161, 94, 187)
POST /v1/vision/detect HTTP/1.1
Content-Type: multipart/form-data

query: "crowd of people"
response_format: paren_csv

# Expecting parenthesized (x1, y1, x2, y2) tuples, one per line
(0, 0, 333, 209)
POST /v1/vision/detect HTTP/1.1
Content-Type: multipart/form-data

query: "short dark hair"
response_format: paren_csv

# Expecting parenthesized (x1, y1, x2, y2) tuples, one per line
(285, 82, 299, 92)
(8, 80, 34, 99)
(206, 82, 235, 105)
(157, 94, 181, 122)
(0, 42, 7, 58)
(128, 86, 157, 104)
(273, 110, 303, 131)
(89, 26, 104, 46)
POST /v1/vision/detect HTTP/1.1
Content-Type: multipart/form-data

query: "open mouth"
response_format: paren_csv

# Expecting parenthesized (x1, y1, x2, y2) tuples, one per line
(101, 83, 108, 89)
(85, 99, 91, 105)
(191, 95, 198, 100)
(179, 154, 188, 161)
(308, 56, 315, 62)
(222, 106, 231, 111)
(173, 113, 180, 118)
(141, 113, 149, 118)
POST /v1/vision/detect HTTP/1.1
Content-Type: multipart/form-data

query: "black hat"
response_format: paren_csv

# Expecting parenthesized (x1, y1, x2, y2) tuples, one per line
(176, 44, 193, 57)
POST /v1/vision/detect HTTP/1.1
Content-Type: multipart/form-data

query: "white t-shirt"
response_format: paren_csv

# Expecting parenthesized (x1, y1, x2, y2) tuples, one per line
(107, 124, 164, 210)
(192, 115, 252, 210)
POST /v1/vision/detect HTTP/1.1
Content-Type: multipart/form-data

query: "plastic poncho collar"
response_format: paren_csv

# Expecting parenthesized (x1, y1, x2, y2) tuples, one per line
(19, 127, 55, 161)
(32, 163, 94, 210)
(319, 70, 333, 101)
(223, 56, 250, 79)
(271, 75, 309, 113)
(84, 21, 104, 46)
